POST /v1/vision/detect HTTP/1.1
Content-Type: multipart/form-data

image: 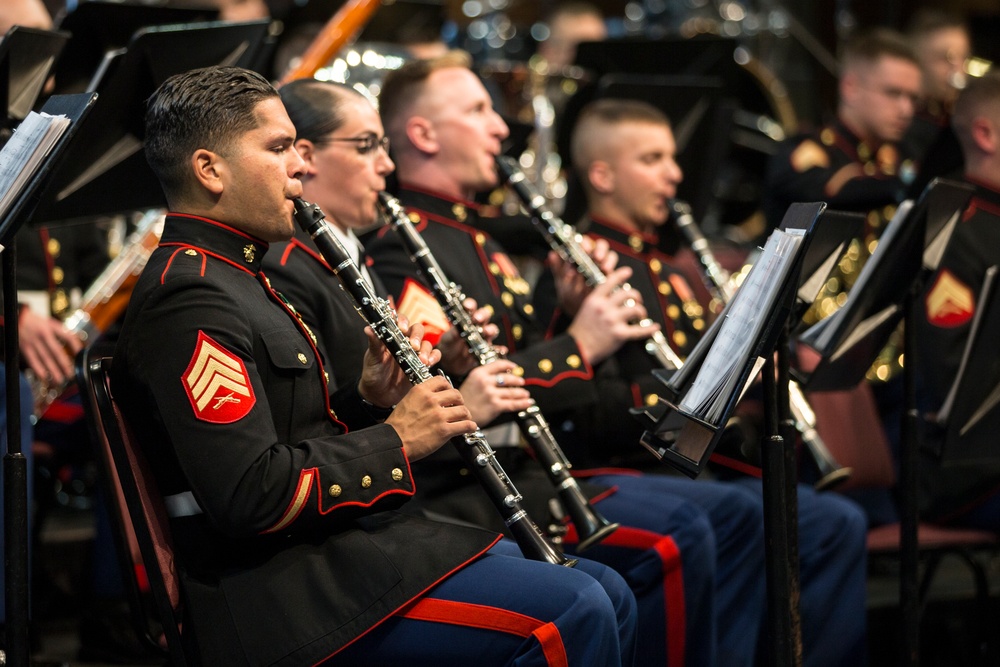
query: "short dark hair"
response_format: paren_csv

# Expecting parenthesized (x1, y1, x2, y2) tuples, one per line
(279, 79, 359, 143)
(841, 28, 919, 74)
(906, 8, 967, 41)
(145, 66, 278, 199)
(378, 50, 471, 140)
(952, 72, 1000, 157)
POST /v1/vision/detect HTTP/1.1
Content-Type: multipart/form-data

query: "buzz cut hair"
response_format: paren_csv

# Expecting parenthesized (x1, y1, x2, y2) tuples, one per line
(570, 97, 670, 173)
(952, 71, 1000, 158)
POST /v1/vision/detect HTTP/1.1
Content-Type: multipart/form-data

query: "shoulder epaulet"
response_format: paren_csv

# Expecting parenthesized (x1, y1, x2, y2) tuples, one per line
(160, 246, 209, 284)
(790, 139, 831, 172)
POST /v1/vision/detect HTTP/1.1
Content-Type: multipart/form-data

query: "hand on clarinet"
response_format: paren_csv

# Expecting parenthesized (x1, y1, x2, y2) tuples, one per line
(459, 359, 534, 426)
(550, 237, 617, 317)
(436, 297, 502, 376)
(385, 377, 479, 461)
(357, 316, 438, 408)
(567, 266, 658, 365)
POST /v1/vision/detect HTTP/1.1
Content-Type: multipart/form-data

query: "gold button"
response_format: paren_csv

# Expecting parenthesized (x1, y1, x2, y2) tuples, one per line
(489, 262, 500, 275)
(693, 318, 705, 331)
(863, 162, 876, 176)
(523, 303, 534, 315)
(483, 304, 495, 318)
(512, 324, 523, 340)
(673, 331, 687, 348)
(667, 305, 680, 320)
(185, 249, 198, 256)
(658, 282, 672, 296)
(475, 233, 486, 245)
(297, 353, 308, 364)
(646, 393, 659, 406)
(512, 366, 524, 377)
(391, 468, 403, 482)
(408, 212, 421, 223)
(883, 205, 897, 220)
(820, 128, 835, 146)
(538, 359, 553, 373)
(361, 475, 372, 489)
(52, 267, 64, 284)
(629, 235, 643, 251)
(328, 484, 342, 497)
(502, 292, 514, 307)
(566, 354, 581, 369)
(649, 258, 661, 272)
(47, 238, 60, 256)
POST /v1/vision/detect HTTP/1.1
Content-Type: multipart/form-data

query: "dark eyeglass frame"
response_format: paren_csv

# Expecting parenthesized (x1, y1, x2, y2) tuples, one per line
(320, 133, 390, 155)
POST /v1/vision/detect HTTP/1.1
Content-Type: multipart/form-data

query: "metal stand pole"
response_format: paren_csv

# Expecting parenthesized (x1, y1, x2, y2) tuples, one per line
(900, 290, 920, 666)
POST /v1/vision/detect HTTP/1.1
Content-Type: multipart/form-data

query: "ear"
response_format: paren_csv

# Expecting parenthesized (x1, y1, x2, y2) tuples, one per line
(295, 139, 319, 175)
(970, 116, 998, 156)
(191, 148, 225, 196)
(840, 70, 859, 106)
(406, 116, 438, 155)
(588, 160, 615, 195)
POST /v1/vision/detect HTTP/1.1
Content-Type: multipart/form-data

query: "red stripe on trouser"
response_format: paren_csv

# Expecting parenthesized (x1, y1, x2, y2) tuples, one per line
(399, 598, 568, 667)
(564, 524, 685, 667)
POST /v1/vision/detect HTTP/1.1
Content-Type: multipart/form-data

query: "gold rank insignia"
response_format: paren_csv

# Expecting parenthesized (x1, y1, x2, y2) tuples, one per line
(243, 244, 256, 263)
(452, 203, 467, 222)
(790, 140, 830, 173)
(397, 279, 451, 344)
(820, 128, 835, 146)
(925, 270, 974, 328)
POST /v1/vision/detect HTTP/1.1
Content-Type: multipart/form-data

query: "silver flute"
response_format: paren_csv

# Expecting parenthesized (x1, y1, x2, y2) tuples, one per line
(496, 155, 685, 371)
(293, 198, 576, 565)
(669, 199, 852, 491)
(378, 192, 619, 551)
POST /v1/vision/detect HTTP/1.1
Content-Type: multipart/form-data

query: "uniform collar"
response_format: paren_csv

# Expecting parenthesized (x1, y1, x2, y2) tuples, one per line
(160, 213, 269, 275)
(587, 214, 660, 254)
(397, 184, 481, 224)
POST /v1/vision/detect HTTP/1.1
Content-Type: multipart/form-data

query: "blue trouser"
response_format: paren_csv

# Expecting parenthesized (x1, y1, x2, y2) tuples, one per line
(0, 364, 34, 623)
(332, 539, 638, 666)
(567, 473, 764, 667)
(733, 479, 868, 667)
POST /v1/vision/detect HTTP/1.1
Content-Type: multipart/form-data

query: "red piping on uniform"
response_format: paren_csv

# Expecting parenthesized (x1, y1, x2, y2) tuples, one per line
(709, 452, 762, 478)
(159, 244, 255, 277)
(166, 213, 270, 247)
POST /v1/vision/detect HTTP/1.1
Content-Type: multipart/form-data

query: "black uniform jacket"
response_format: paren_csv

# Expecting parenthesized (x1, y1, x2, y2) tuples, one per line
(764, 118, 917, 235)
(916, 178, 1000, 521)
(533, 216, 706, 467)
(368, 186, 600, 416)
(112, 214, 498, 666)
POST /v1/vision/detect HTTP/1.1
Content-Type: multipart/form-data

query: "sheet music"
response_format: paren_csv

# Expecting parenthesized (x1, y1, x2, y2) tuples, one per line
(0, 111, 71, 240)
(679, 229, 805, 424)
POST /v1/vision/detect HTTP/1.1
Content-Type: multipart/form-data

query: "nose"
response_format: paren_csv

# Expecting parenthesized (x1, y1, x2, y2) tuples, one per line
(289, 145, 307, 179)
(491, 109, 510, 140)
(375, 148, 395, 176)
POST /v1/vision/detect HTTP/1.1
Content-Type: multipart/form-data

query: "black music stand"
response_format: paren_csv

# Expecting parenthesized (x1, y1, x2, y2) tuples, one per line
(794, 179, 974, 666)
(0, 27, 69, 126)
(1, 92, 97, 667)
(52, 0, 217, 94)
(31, 19, 271, 224)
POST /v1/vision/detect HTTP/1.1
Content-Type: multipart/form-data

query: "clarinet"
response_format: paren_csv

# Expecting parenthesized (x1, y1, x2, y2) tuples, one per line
(668, 199, 853, 491)
(378, 192, 619, 551)
(293, 198, 576, 566)
(496, 156, 684, 371)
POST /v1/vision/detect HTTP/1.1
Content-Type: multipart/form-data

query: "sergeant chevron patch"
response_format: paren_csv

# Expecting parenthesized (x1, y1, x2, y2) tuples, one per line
(397, 278, 450, 345)
(183, 331, 256, 423)
(925, 269, 974, 328)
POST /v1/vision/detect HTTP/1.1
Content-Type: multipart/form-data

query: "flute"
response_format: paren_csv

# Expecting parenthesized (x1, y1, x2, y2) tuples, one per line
(496, 155, 684, 371)
(378, 192, 618, 551)
(293, 198, 576, 566)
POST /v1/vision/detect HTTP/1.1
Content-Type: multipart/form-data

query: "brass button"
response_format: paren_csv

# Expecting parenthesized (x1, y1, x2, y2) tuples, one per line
(629, 234, 643, 251)
(857, 143, 871, 161)
(863, 162, 876, 176)
(328, 484, 342, 497)
(820, 128, 835, 146)
(658, 282, 672, 296)
(649, 258, 661, 272)
(391, 468, 403, 482)
(52, 267, 64, 284)
(501, 292, 514, 307)
(297, 353, 308, 364)
(489, 262, 501, 275)
(512, 366, 524, 377)
(645, 393, 659, 406)
(408, 212, 421, 223)
(483, 304, 495, 318)
(46, 238, 60, 256)
(475, 233, 486, 245)
(667, 305, 680, 320)
(361, 475, 372, 489)
(522, 303, 534, 315)
(566, 354, 581, 369)
(452, 204, 467, 222)
(672, 331, 687, 348)
(185, 249, 198, 256)
(512, 324, 523, 340)
(538, 359, 553, 373)
(693, 318, 705, 331)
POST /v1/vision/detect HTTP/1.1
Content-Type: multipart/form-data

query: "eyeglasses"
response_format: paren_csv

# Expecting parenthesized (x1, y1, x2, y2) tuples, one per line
(321, 134, 390, 156)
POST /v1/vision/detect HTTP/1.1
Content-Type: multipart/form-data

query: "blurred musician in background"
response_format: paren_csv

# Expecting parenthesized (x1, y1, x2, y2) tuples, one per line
(369, 50, 775, 667)
(0, 0, 51, 33)
(915, 71, 1000, 532)
(535, 96, 868, 667)
(536, 1, 607, 71)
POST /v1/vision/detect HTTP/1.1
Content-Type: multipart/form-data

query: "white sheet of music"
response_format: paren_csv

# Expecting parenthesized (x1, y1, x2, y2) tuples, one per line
(680, 229, 804, 424)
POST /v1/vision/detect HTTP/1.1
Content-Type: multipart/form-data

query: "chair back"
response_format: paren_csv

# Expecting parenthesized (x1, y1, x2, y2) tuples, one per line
(80, 352, 188, 666)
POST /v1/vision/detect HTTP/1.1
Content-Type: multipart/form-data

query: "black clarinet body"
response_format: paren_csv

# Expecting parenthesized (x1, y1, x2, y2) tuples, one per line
(668, 199, 852, 491)
(496, 156, 684, 371)
(379, 192, 619, 551)
(292, 198, 575, 566)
